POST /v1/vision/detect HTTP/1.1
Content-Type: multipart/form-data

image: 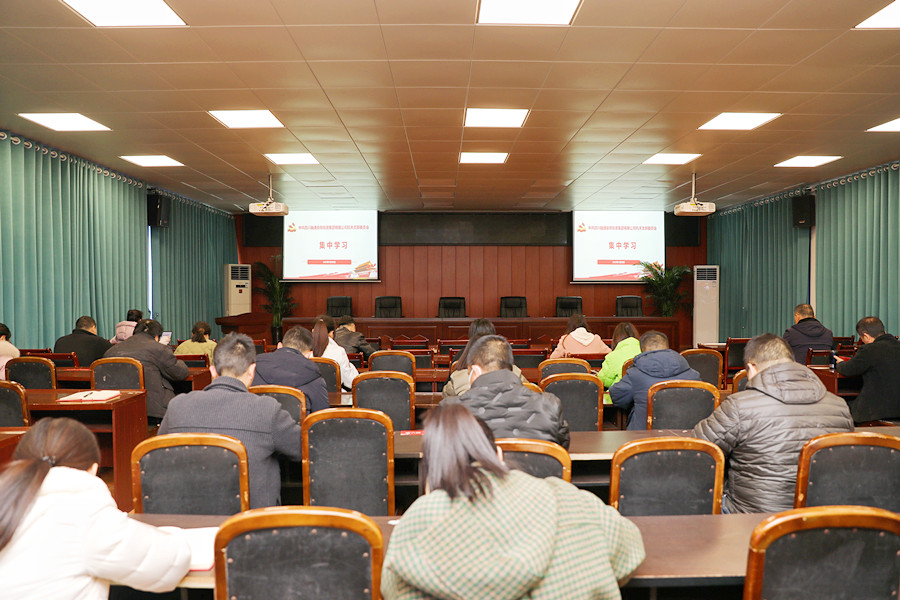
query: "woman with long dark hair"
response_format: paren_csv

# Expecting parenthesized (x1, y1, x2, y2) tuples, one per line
(312, 315, 358, 390)
(442, 318, 528, 398)
(174, 320, 217, 361)
(548, 314, 611, 358)
(382, 404, 645, 599)
(0, 418, 191, 599)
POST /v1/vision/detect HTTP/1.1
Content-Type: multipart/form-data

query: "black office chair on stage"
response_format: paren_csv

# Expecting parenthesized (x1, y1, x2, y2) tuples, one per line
(555, 296, 583, 317)
(615, 295, 643, 317)
(437, 297, 466, 318)
(374, 296, 402, 318)
(326, 296, 353, 318)
(499, 296, 528, 317)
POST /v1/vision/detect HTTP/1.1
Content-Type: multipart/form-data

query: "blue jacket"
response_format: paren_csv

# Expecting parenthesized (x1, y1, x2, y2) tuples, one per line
(251, 347, 329, 413)
(609, 349, 701, 430)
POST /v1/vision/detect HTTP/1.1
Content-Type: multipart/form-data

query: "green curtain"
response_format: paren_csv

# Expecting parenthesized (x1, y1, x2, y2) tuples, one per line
(0, 132, 147, 348)
(815, 163, 900, 337)
(150, 194, 237, 340)
(707, 192, 810, 340)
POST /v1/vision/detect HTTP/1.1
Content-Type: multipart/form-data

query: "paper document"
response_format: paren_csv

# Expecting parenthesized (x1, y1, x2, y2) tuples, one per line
(58, 390, 120, 402)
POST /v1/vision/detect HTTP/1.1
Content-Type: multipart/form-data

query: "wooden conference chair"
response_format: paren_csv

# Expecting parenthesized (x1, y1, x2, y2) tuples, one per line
(646, 380, 720, 430)
(0, 380, 30, 426)
(540, 373, 603, 432)
(310, 356, 341, 393)
(352, 371, 416, 431)
(680, 348, 723, 389)
(539, 357, 591, 380)
(496, 438, 572, 482)
(90, 357, 144, 390)
(6, 356, 56, 389)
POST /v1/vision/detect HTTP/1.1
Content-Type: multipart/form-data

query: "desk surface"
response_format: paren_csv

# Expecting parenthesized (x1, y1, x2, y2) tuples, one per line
(132, 511, 767, 590)
(56, 366, 211, 389)
(27, 388, 148, 409)
(0, 429, 27, 465)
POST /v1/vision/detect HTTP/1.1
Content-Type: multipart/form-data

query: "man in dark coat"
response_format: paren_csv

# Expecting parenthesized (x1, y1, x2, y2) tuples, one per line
(251, 326, 329, 413)
(609, 331, 701, 430)
(53, 315, 112, 366)
(835, 316, 900, 423)
(694, 334, 853, 513)
(160, 333, 302, 508)
(333, 315, 376, 360)
(782, 303, 834, 363)
(445, 335, 569, 448)
(104, 319, 188, 424)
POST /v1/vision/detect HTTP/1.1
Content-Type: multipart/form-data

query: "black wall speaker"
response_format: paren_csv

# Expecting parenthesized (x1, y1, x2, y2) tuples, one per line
(664, 211, 701, 247)
(147, 192, 170, 228)
(792, 193, 815, 228)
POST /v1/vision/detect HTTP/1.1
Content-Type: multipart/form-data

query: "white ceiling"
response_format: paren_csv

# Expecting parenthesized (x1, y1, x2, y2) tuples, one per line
(1, 0, 899, 213)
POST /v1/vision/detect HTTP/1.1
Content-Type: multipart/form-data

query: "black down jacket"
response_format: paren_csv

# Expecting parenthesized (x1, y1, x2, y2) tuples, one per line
(692, 361, 853, 514)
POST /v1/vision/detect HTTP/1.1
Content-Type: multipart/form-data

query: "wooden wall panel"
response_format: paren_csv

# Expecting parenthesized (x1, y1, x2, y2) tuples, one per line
(236, 215, 707, 347)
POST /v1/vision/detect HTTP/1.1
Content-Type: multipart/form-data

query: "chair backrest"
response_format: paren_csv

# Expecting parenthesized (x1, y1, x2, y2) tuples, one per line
(303, 408, 394, 515)
(570, 353, 606, 369)
(437, 296, 466, 318)
(131, 433, 250, 515)
(175, 353, 210, 368)
(311, 357, 341, 392)
(406, 348, 434, 368)
(805, 348, 833, 366)
(368, 350, 415, 378)
(32, 352, 79, 368)
(610, 437, 724, 516)
(615, 295, 643, 317)
(326, 296, 353, 318)
(390, 335, 429, 350)
(0, 381, 30, 426)
(555, 296, 583, 317)
(499, 296, 528, 317)
(252, 339, 267, 355)
(647, 380, 720, 430)
(522, 381, 542, 393)
(346, 352, 364, 369)
(723, 337, 750, 374)
(680, 348, 723, 389)
(621, 357, 634, 378)
(91, 357, 145, 390)
(6, 356, 57, 389)
(507, 338, 531, 349)
(511, 348, 546, 369)
(374, 295, 402, 318)
(496, 438, 571, 481)
(732, 368, 748, 393)
(794, 432, 900, 512)
(744, 506, 900, 600)
(352, 371, 415, 430)
(248, 385, 307, 423)
(437, 339, 468, 355)
(831, 335, 854, 349)
(214, 506, 383, 600)
(540, 373, 603, 432)
(539, 358, 591, 379)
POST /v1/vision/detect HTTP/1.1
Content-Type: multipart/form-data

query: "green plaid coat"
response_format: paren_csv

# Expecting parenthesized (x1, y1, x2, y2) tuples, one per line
(382, 470, 645, 599)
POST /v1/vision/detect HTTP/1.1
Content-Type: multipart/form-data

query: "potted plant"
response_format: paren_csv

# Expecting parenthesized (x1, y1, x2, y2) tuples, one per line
(252, 257, 297, 344)
(639, 262, 692, 317)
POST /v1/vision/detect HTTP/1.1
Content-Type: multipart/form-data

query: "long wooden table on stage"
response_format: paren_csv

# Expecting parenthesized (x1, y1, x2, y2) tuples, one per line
(27, 389, 148, 511)
(132, 511, 766, 590)
(221, 315, 682, 350)
(57, 366, 213, 391)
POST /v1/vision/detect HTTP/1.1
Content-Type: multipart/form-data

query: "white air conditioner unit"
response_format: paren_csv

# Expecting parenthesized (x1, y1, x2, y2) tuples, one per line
(224, 264, 252, 316)
(693, 265, 719, 346)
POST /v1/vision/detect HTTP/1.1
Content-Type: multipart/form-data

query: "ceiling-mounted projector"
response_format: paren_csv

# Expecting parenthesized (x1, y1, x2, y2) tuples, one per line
(674, 173, 716, 216)
(250, 173, 289, 216)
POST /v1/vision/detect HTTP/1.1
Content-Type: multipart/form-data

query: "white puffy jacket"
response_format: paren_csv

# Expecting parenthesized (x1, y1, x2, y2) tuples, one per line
(0, 466, 191, 600)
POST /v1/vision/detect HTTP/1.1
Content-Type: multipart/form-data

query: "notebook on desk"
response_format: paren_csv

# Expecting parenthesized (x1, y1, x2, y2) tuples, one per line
(58, 390, 120, 402)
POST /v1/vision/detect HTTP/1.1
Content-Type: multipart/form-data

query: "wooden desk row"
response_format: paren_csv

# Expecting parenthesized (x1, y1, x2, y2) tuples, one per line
(133, 511, 767, 590)
(55, 366, 213, 391)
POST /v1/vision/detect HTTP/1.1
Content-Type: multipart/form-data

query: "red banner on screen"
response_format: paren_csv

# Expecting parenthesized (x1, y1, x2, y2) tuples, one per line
(307, 260, 352, 265)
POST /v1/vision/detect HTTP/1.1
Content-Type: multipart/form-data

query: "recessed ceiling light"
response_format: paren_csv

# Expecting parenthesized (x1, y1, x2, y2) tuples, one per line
(698, 112, 782, 130)
(465, 108, 529, 128)
(477, 0, 581, 25)
(867, 116, 900, 132)
(208, 110, 283, 129)
(59, 0, 185, 27)
(265, 153, 319, 165)
(774, 156, 842, 168)
(460, 152, 508, 164)
(643, 153, 701, 165)
(18, 113, 110, 131)
(120, 155, 184, 167)
(857, 0, 900, 28)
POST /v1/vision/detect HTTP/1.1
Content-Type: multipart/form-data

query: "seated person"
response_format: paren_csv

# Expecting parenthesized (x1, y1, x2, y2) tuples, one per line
(104, 319, 188, 425)
(382, 404, 645, 599)
(782, 303, 834, 363)
(251, 326, 329, 413)
(609, 330, 700, 430)
(835, 316, 900, 423)
(109, 309, 142, 344)
(693, 334, 853, 513)
(0, 322, 20, 380)
(312, 315, 358, 390)
(333, 315, 376, 360)
(445, 335, 569, 448)
(549, 314, 612, 359)
(174, 320, 217, 361)
(442, 318, 529, 398)
(0, 418, 190, 599)
(597, 322, 642, 398)
(160, 333, 303, 508)
(53, 315, 112, 366)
